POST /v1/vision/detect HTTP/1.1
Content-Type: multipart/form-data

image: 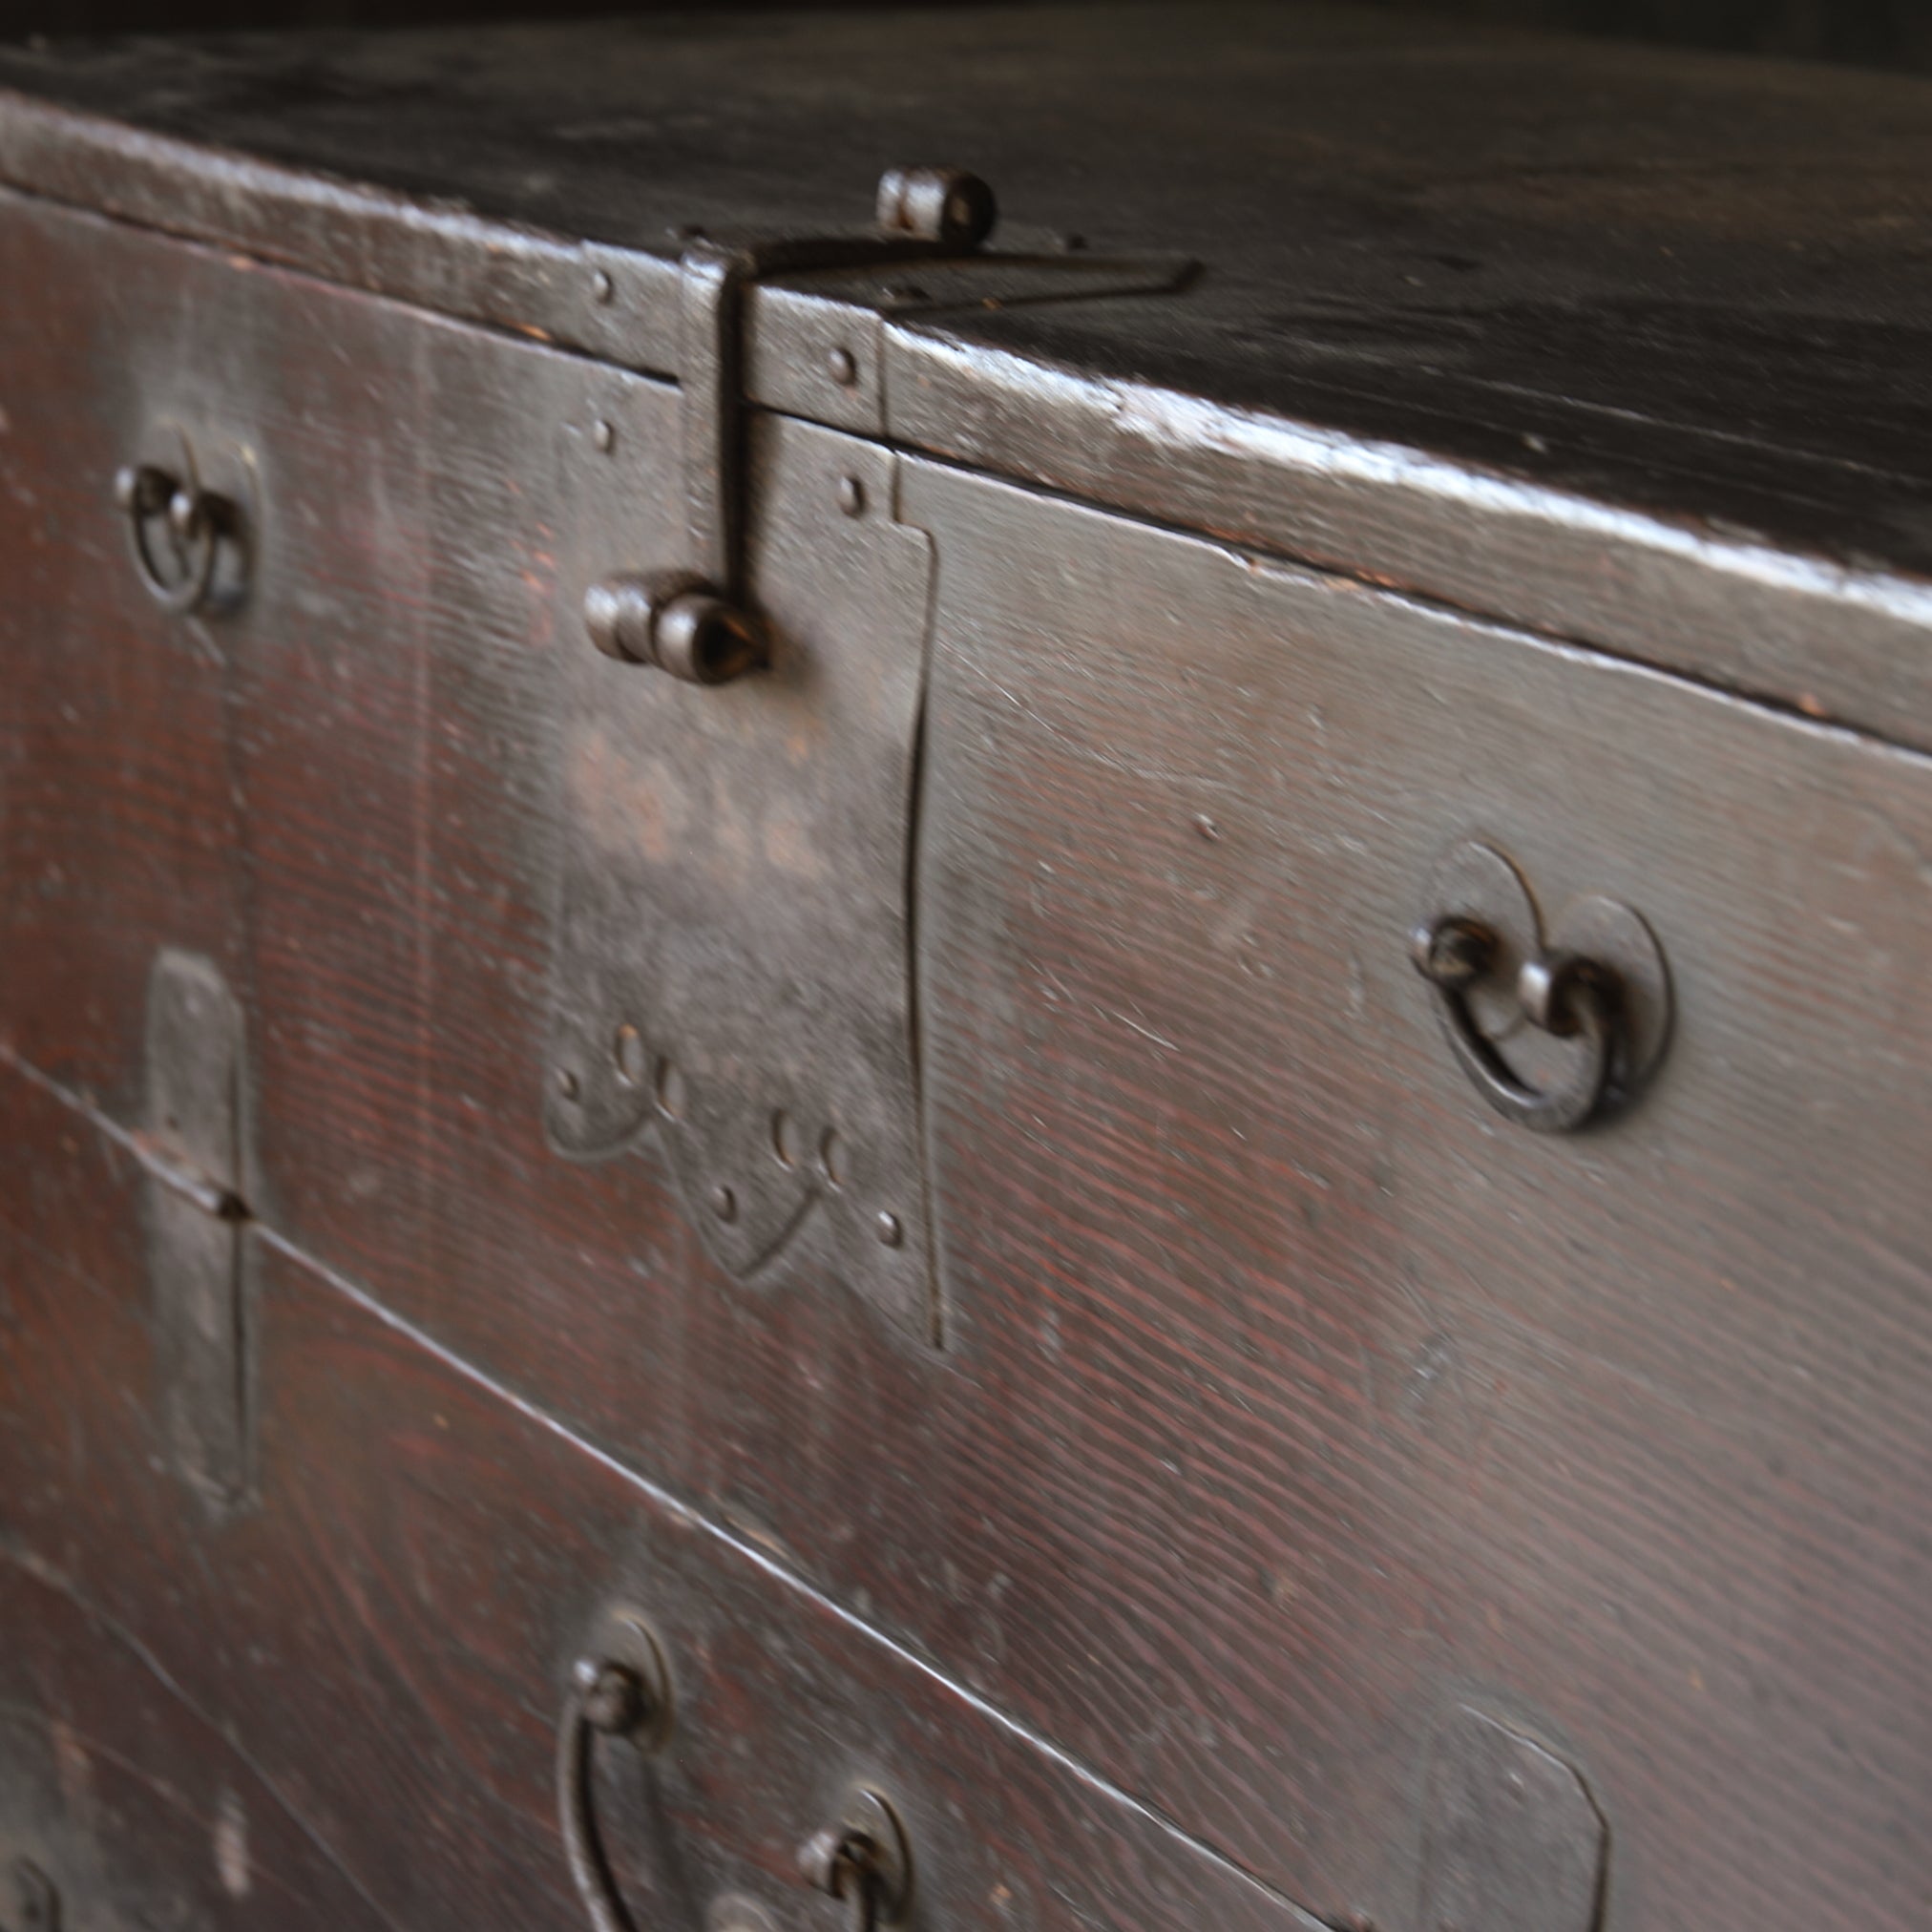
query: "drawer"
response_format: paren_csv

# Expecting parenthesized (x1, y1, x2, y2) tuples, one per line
(0, 1060, 1325, 1932)
(0, 1566, 378, 1931)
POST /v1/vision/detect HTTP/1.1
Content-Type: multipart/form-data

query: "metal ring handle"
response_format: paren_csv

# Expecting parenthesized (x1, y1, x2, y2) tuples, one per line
(557, 1650, 669, 1932)
(115, 463, 222, 616)
(799, 1788, 911, 1932)
(799, 1830, 886, 1932)
(1413, 916, 1623, 1134)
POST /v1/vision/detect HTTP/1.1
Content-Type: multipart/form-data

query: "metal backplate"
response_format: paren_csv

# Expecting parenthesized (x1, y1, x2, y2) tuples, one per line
(1419, 1708, 1607, 1932)
(547, 411, 936, 1341)
(142, 949, 253, 1508)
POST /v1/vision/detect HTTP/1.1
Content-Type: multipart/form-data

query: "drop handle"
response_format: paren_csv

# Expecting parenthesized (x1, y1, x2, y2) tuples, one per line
(1412, 915, 1624, 1134)
(115, 456, 240, 616)
(556, 1611, 915, 1932)
(1410, 843, 1671, 1136)
(798, 1788, 913, 1932)
(556, 1614, 673, 1932)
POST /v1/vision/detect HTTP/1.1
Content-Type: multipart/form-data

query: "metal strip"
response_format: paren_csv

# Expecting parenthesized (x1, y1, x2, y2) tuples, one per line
(143, 949, 254, 1508)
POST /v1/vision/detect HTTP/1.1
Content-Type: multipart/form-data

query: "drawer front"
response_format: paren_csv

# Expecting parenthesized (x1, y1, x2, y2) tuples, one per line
(0, 1060, 1323, 1932)
(0, 1565, 381, 1932)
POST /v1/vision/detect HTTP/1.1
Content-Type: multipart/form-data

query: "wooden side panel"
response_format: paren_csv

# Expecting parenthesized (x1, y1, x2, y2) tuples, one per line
(905, 460, 1932, 1932)
(0, 1062, 1323, 1932)
(0, 193, 244, 1108)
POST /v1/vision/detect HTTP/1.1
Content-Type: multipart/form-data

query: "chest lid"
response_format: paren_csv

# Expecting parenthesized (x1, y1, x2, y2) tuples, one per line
(4, 7, 1932, 751)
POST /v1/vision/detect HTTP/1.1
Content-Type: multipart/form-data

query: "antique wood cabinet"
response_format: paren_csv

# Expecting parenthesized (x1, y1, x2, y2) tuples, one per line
(2, 9, 1929, 1931)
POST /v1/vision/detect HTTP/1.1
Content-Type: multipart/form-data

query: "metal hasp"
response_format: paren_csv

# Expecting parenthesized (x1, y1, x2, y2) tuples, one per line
(1419, 1708, 1607, 1932)
(549, 168, 1012, 1343)
(142, 950, 254, 1507)
(583, 166, 996, 682)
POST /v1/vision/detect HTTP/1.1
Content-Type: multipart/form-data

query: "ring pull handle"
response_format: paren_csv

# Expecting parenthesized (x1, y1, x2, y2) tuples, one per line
(799, 1788, 912, 1931)
(114, 459, 236, 616)
(1413, 915, 1624, 1134)
(557, 1614, 673, 1932)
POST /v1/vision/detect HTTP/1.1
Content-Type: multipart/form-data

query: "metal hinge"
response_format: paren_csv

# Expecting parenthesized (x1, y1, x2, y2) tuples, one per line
(544, 172, 1189, 1342)
(141, 950, 255, 1507)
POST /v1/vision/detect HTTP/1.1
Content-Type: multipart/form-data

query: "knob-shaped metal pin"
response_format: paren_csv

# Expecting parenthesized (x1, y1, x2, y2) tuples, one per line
(572, 1655, 653, 1737)
(875, 166, 997, 249)
(584, 571, 767, 684)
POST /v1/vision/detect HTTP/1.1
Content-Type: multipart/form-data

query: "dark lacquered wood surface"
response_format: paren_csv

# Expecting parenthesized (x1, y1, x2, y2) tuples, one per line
(4, 7, 1932, 760)
(4, 3, 1932, 578)
(0, 1060, 1328, 1932)
(4, 178, 1929, 1932)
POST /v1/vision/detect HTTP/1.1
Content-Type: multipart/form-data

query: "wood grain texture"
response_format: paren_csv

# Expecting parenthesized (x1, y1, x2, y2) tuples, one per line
(0, 1062, 1325, 1932)
(5, 185, 1930, 1932)
(906, 460, 1932, 1932)
(7, 10, 1932, 746)
(0, 1557, 388, 1932)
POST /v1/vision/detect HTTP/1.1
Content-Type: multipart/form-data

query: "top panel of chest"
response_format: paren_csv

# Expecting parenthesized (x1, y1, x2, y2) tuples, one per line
(3, 4, 1932, 563)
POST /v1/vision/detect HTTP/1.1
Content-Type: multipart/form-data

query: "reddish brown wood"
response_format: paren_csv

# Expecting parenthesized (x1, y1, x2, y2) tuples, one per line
(0, 1061, 1323, 1932)
(6, 179, 1932, 1932)
(0, 1558, 386, 1932)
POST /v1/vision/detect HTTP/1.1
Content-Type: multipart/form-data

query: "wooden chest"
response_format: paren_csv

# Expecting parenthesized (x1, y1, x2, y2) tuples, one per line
(1, 10, 1928, 1930)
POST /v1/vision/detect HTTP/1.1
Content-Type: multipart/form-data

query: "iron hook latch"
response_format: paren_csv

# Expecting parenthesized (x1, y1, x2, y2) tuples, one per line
(582, 164, 998, 684)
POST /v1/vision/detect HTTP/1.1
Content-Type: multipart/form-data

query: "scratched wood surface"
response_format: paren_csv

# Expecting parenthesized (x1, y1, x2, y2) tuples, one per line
(5, 180, 1931, 1931)
(8, 11, 1932, 756)
(5, 4, 1932, 578)
(0, 1063, 1326, 1932)
(907, 463, 1932, 1932)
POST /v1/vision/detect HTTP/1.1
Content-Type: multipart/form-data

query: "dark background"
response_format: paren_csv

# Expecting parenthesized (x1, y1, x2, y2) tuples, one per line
(1, 0, 1930, 71)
